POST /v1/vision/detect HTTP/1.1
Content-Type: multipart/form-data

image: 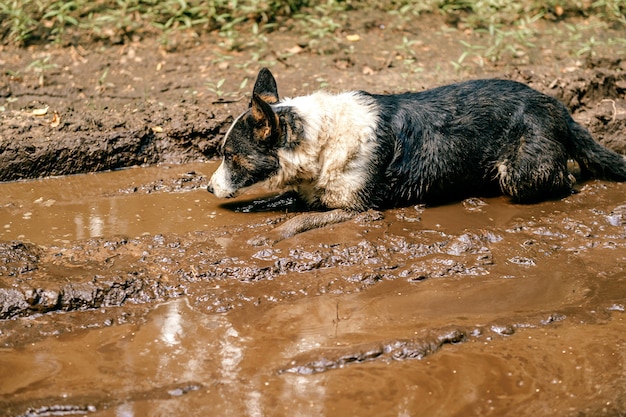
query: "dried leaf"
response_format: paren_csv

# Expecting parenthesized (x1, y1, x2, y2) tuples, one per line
(50, 111, 61, 128)
(362, 65, 375, 76)
(32, 107, 48, 116)
(286, 45, 304, 55)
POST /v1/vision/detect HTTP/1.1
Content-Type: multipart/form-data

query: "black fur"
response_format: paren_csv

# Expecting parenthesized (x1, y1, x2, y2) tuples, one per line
(360, 79, 626, 207)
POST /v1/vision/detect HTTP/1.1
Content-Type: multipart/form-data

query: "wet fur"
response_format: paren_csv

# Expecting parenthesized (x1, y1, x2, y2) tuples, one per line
(207, 68, 626, 241)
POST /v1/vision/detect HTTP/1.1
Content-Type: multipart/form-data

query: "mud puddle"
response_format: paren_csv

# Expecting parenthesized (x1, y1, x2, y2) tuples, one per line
(2, 281, 625, 416)
(1, 163, 626, 416)
(0, 162, 278, 245)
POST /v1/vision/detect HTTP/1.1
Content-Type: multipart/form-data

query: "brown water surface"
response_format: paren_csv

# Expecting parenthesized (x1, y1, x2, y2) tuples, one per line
(0, 163, 272, 245)
(1, 163, 625, 416)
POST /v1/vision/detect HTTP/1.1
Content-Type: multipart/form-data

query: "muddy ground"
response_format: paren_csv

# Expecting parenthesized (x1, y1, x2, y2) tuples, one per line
(1, 9, 626, 417)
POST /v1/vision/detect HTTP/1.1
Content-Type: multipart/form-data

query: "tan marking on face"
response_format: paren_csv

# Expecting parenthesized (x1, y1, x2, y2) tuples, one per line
(256, 125, 271, 140)
(232, 154, 255, 171)
(257, 93, 278, 104)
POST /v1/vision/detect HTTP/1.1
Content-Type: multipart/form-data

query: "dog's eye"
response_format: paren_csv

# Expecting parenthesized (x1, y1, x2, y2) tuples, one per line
(223, 153, 241, 166)
(222, 147, 235, 160)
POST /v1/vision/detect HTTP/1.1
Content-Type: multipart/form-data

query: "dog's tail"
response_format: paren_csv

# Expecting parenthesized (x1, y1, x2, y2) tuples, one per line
(568, 117, 626, 181)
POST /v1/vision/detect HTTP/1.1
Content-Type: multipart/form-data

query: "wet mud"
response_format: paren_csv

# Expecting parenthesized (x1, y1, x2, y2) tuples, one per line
(1, 161, 625, 416)
(2, 9, 626, 417)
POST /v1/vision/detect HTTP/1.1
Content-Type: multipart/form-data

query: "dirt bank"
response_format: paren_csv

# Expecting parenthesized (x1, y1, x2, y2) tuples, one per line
(1, 13, 626, 181)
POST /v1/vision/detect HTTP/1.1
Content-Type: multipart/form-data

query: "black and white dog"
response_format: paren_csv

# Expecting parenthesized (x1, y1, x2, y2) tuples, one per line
(208, 68, 626, 240)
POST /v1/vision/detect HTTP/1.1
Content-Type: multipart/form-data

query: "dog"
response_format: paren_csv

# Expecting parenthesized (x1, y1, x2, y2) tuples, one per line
(207, 67, 626, 241)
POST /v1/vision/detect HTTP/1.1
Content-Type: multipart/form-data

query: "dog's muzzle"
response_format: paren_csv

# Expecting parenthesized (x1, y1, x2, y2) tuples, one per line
(207, 182, 237, 199)
(207, 163, 239, 198)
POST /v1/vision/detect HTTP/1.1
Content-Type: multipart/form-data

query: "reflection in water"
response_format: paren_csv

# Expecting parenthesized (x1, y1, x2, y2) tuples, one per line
(74, 214, 84, 240)
(218, 323, 244, 416)
(287, 375, 326, 417)
(89, 215, 105, 238)
(75, 213, 106, 239)
(160, 301, 183, 346)
(274, 302, 336, 417)
(3, 277, 626, 416)
(220, 325, 243, 382)
(115, 403, 134, 417)
(0, 161, 272, 245)
(245, 390, 263, 417)
(0, 298, 254, 416)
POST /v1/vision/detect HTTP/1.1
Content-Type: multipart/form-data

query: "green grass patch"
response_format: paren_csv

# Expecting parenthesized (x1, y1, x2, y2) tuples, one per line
(0, 0, 309, 46)
(1, 0, 624, 49)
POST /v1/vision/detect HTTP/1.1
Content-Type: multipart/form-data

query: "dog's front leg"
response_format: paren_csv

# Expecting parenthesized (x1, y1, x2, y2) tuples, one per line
(276, 209, 358, 238)
(248, 209, 357, 245)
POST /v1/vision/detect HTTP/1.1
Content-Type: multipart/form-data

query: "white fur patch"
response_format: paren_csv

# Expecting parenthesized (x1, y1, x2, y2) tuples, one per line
(208, 162, 237, 198)
(267, 91, 381, 209)
(208, 112, 245, 198)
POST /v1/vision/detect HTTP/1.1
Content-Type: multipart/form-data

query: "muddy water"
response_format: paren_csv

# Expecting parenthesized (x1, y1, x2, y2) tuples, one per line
(1, 163, 625, 416)
(0, 163, 273, 245)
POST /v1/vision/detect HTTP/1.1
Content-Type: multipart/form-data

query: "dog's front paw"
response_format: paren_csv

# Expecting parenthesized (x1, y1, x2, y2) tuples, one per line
(246, 210, 358, 246)
(247, 228, 291, 246)
(247, 235, 273, 247)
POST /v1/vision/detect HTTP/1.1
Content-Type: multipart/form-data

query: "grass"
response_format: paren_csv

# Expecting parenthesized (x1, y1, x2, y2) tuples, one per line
(25, 55, 57, 87)
(0, 0, 309, 46)
(1, 0, 624, 69)
(2, 0, 624, 45)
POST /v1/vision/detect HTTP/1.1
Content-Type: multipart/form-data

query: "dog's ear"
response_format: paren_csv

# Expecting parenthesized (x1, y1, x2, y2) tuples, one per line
(251, 67, 279, 105)
(251, 93, 279, 143)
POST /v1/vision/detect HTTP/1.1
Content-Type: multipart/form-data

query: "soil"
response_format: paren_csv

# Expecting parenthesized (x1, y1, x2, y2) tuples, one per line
(1, 10, 626, 417)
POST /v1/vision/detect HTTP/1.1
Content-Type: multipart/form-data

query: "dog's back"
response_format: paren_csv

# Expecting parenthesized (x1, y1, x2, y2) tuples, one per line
(362, 79, 626, 205)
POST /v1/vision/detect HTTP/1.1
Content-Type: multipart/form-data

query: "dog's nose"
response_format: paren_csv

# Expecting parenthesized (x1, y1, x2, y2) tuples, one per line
(207, 184, 214, 194)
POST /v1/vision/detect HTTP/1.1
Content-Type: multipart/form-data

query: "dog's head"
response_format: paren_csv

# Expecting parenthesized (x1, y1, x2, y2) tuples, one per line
(207, 68, 283, 198)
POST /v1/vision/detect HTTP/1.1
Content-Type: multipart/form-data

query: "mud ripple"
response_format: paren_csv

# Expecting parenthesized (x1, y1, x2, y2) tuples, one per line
(278, 327, 481, 375)
(17, 404, 96, 417)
